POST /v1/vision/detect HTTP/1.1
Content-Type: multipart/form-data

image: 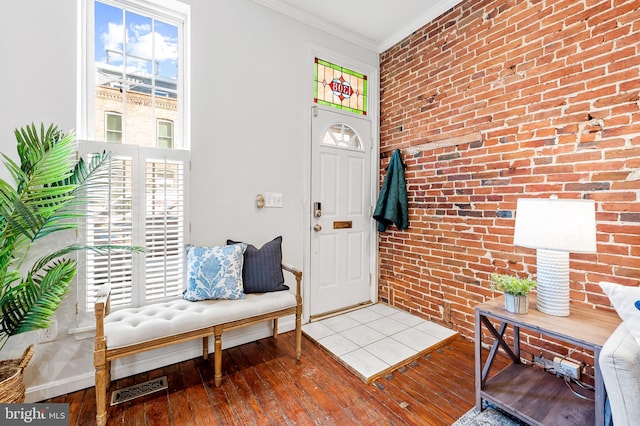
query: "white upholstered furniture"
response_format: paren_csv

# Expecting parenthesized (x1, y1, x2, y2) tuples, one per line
(93, 264, 302, 426)
(599, 322, 640, 426)
(598, 281, 640, 425)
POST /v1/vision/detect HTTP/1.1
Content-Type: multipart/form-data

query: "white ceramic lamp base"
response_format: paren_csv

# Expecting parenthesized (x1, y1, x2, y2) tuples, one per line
(536, 249, 570, 316)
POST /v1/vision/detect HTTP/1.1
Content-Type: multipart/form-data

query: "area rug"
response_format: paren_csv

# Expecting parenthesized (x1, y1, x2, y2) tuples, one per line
(110, 376, 168, 405)
(453, 404, 528, 426)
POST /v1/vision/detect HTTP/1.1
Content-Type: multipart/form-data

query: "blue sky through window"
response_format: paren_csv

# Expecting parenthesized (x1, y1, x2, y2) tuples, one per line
(95, 1, 178, 82)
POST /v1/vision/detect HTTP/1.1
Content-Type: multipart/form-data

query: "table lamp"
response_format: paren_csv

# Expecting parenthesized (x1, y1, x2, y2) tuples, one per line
(513, 196, 597, 316)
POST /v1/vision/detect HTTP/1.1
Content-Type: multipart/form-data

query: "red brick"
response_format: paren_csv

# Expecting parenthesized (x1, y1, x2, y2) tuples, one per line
(379, 0, 640, 345)
(587, 192, 638, 202)
(612, 181, 640, 191)
(556, 151, 602, 163)
(605, 147, 640, 159)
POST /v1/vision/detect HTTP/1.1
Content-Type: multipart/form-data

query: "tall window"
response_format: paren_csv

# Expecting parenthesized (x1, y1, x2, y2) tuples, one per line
(79, 0, 190, 316)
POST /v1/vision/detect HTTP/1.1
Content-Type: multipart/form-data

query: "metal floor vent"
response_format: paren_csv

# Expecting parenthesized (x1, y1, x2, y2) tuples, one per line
(110, 376, 168, 406)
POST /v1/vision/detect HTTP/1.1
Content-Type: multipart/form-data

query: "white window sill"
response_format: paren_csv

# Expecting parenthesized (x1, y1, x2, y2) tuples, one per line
(68, 324, 96, 341)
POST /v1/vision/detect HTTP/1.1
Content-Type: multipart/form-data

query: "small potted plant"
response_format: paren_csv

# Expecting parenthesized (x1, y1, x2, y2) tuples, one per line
(490, 273, 537, 314)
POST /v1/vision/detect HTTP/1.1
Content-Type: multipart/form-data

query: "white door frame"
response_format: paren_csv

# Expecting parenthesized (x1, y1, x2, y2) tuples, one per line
(302, 44, 380, 323)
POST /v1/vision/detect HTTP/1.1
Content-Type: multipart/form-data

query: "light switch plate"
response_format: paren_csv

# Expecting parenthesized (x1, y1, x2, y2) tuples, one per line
(264, 192, 284, 208)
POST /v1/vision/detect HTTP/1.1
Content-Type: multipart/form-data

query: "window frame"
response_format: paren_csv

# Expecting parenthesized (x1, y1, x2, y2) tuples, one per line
(77, 0, 191, 323)
(78, 0, 191, 147)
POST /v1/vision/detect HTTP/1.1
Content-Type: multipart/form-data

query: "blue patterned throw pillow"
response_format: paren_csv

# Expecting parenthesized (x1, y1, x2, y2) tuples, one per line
(183, 243, 247, 301)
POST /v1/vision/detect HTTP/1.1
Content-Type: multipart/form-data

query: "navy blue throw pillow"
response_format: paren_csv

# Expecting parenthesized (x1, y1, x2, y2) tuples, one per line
(226, 236, 288, 293)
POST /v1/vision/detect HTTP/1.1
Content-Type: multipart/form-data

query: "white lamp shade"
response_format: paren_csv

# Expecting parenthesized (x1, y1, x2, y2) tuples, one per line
(513, 197, 597, 253)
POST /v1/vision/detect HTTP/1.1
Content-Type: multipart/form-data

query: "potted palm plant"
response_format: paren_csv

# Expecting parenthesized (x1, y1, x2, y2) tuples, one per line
(490, 273, 537, 314)
(0, 123, 140, 402)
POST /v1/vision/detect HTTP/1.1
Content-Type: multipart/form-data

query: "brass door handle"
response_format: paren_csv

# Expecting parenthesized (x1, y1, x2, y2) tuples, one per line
(313, 224, 322, 232)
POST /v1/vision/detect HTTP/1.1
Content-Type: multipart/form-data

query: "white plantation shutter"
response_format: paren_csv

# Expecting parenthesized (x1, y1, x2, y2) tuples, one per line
(85, 154, 136, 308)
(80, 142, 189, 316)
(143, 156, 185, 301)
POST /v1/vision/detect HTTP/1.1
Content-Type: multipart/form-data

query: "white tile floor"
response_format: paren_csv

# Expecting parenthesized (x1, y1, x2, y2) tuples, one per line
(302, 303, 457, 382)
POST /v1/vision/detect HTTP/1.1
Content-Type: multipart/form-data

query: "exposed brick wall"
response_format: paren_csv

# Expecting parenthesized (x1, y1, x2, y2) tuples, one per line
(378, 0, 640, 350)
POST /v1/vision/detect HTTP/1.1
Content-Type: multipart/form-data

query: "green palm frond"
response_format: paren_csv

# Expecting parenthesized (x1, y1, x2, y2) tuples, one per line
(0, 122, 142, 350)
(0, 270, 20, 301)
(0, 261, 75, 344)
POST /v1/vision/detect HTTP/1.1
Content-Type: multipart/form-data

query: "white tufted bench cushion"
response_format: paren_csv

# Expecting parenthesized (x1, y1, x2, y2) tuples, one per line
(105, 292, 296, 349)
(93, 263, 303, 426)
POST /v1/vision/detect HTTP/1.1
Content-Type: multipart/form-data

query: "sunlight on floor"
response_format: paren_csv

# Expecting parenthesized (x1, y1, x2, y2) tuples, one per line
(302, 304, 457, 382)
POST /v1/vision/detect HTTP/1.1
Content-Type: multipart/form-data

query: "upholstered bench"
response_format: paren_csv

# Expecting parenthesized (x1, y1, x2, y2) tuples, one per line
(93, 262, 302, 426)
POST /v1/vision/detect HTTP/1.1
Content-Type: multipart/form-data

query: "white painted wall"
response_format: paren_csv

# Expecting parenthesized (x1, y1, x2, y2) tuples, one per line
(0, 0, 378, 401)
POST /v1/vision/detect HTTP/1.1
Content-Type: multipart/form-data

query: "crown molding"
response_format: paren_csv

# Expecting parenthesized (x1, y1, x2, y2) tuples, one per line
(252, 0, 379, 52)
(253, 0, 462, 53)
(378, 0, 462, 52)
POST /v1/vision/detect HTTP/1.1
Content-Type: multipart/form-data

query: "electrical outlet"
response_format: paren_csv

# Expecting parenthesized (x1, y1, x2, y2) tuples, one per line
(553, 356, 581, 380)
(38, 319, 57, 343)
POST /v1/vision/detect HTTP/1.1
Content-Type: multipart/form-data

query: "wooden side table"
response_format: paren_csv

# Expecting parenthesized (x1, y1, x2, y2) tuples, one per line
(475, 294, 621, 426)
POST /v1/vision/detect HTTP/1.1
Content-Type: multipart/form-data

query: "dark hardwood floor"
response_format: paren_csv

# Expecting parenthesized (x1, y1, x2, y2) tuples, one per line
(45, 332, 507, 425)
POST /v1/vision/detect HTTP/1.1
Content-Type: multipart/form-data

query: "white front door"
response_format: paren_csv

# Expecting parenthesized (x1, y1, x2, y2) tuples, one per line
(309, 107, 372, 318)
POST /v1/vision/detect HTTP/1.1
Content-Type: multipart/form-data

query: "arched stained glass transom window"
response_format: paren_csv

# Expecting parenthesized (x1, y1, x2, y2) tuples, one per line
(322, 123, 363, 151)
(314, 58, 367, 116)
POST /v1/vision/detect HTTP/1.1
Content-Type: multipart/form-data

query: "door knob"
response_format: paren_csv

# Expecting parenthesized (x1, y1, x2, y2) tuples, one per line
(313, 224, 322, 232)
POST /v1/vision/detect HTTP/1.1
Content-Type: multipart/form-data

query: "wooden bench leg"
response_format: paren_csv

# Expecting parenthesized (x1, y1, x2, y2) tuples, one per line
(273, 318, 278, 338)
(296, 306, 302, 360)
(94, 340, 108, 426)
(214, 325, 223, 386)
(203, 336, 209, 360)
(105, 360, 111, 391)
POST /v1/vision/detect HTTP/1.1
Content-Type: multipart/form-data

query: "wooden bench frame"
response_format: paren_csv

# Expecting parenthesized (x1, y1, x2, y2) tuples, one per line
(94, 264, 302, 426)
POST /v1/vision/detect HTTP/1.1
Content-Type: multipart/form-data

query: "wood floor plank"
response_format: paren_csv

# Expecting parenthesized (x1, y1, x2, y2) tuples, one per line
(209, 346, 272, 425)
(47, 387, 86, 426)
(374, 361, 466, 424)
(277, 332, 410, 425)
(43, 332, 486, 426)
(165, 362, 196, 425)
(227, 345, 293, 424)
(180, 359, 229, 426)
(75, 381, 97, 426)
(261, 338, 356, 424)
(404, 357, 473, 402)
(255, 338, 336, 424)
(239, 340, 317, 425)
(139, 368, 170, 426)
(105, 372, 137, 426)
(117, 370, 149, 426)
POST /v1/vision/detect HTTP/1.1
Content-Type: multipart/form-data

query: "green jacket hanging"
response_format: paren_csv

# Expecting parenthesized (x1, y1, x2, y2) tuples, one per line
(373, 149, 409, 232)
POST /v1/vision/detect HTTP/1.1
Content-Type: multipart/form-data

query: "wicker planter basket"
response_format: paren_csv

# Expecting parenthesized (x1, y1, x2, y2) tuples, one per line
(0, 345, 34, 403)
